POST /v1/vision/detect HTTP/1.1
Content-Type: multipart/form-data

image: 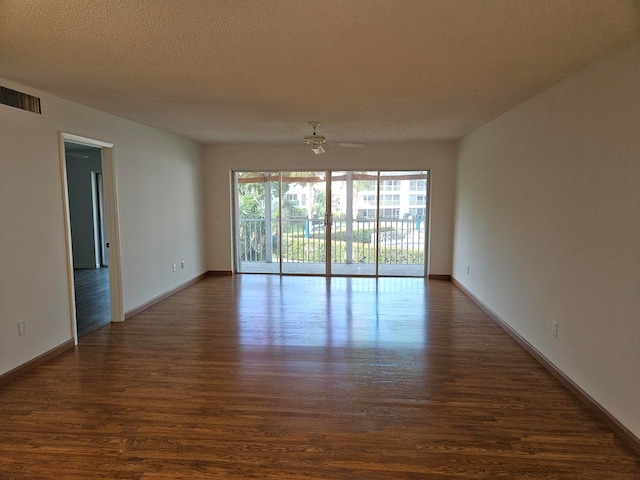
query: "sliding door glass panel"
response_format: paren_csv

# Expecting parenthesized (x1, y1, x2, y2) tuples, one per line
(281, 171, 327, 275)
(377, 171, 428, 277)
(235, 172, 280, 273)
(330, 171, 378, 276)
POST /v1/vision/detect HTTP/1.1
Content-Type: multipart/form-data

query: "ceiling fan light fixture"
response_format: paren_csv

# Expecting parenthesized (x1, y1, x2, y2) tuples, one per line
(312, 144, 325, 154)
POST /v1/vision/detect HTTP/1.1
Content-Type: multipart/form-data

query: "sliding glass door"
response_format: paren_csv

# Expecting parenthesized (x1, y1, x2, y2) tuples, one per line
(330, 171, 378, 276)
(281, 171, 327, 275)
(377, 171, 428, 277)
(234, 170, 428, 277)
(235, 172, 280, 274)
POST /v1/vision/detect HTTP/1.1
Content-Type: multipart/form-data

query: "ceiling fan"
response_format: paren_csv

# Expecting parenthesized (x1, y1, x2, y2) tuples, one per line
(270, 122, 364, 154)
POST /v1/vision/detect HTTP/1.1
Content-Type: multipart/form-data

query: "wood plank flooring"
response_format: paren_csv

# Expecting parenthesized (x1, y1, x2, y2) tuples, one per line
(1, 275, 638, 479)
(74, 267, 110, 337)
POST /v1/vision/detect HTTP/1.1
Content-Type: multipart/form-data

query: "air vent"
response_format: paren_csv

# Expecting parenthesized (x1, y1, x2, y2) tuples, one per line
(0, 86, 41, 114)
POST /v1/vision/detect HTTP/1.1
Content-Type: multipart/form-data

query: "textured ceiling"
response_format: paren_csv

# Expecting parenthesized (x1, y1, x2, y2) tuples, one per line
(1, 0, 639, 144)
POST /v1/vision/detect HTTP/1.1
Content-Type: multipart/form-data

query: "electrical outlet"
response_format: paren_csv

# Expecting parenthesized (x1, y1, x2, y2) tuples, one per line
(172, 263, 177, 272)
(18, 321, 26, 336)
(181, 261, 185, 269)
(552, 320, 558, 337)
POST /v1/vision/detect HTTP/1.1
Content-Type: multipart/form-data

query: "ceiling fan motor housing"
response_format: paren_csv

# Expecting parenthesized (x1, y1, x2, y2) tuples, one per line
(304, 134, 326, 145)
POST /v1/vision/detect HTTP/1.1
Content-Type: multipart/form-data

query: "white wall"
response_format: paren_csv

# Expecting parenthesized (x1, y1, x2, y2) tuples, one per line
(203, 143, 457, 274)
(0, 79, 206, 376)
(453, 39, 640, 438)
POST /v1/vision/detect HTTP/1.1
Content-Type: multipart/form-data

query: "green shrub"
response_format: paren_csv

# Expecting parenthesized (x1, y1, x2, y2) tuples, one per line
(281, 236, 326, 262)
(308, 225, 394, 243)
(281, 236, 423, 264)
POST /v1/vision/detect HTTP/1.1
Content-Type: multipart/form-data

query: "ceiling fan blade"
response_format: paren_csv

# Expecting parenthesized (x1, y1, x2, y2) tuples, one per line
(266, 143, 305, 149)
(329, 142, 365, 148)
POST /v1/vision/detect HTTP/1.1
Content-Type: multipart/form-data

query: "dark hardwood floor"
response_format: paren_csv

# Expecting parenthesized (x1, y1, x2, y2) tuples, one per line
(74, 267, 110, 337)
(1, 275, 638, 479)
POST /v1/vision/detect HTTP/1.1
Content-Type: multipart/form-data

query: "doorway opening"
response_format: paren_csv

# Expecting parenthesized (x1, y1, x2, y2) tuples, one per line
(60, 133, 124, 342)
(233, 170, 429, 277)
(64, 143, 110, 336)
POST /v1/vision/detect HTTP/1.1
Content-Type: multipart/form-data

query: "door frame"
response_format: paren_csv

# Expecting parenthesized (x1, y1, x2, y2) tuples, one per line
(93, 171, 108, 267)
(59, 132, 124, 344)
